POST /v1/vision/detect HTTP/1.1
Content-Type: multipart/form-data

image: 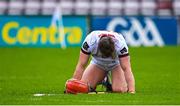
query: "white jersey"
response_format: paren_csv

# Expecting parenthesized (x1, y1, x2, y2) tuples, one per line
(81, 31, 129, 71)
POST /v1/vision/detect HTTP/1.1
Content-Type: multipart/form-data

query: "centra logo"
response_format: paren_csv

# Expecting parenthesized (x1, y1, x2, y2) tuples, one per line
(107, 18, 165, 46)
(1, 21, 82, 46)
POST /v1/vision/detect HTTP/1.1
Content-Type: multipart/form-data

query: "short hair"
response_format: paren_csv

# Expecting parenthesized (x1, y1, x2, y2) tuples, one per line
(98, 36, 115, 58)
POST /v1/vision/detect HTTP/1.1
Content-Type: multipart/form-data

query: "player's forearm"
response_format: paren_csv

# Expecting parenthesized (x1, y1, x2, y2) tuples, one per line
(73, 64, 85, 80)
(124, 69, 135, 93)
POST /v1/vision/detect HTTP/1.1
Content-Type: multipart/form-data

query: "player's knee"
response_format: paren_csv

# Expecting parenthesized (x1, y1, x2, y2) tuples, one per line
(112, 86, 128, 93)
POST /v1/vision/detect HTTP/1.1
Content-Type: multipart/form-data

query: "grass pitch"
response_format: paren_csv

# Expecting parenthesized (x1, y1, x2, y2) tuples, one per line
(0, 46, 180, 105)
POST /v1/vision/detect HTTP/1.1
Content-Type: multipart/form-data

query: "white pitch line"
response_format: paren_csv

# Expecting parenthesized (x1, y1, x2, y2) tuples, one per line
(33, 93, 63, 97)
(33, 91, 107, 96)
(33, 94, 45, 97)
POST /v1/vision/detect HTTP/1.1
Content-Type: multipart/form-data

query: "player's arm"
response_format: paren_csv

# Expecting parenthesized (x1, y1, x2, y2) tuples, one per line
(73, 51, 90, 80)
(73, 31, 95, 80)
(119, 56, 135, 94)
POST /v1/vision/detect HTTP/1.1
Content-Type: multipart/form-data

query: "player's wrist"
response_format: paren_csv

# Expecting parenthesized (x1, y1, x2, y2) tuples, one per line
(73, 73, 82, 80)
(72, 76, 81, 80)
(73, 74, 82, 80)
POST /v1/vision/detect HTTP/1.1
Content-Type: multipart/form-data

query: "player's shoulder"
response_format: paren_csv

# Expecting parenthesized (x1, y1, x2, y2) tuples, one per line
(112, 32, 124, 40)
(84, 31, 99, 46)
(87, 30, 125, 40)
(86, 30, 106, 42)
(88, 30, 119, 37)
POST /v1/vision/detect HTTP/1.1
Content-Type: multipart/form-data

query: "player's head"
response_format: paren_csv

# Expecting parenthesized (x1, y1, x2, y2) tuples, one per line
(98, 36, 115, 58)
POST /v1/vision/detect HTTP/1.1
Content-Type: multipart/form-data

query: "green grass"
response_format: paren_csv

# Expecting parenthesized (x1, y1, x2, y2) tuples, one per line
(0, 46, 180, 105)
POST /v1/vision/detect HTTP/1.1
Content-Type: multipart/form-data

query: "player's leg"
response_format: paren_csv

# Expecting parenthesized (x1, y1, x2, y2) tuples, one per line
(81, 64, 106, 90)
(111, 65, 128, 93)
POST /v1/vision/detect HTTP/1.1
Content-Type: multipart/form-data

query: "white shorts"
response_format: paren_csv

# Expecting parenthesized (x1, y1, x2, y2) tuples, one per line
(90, 58, 120, 72)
